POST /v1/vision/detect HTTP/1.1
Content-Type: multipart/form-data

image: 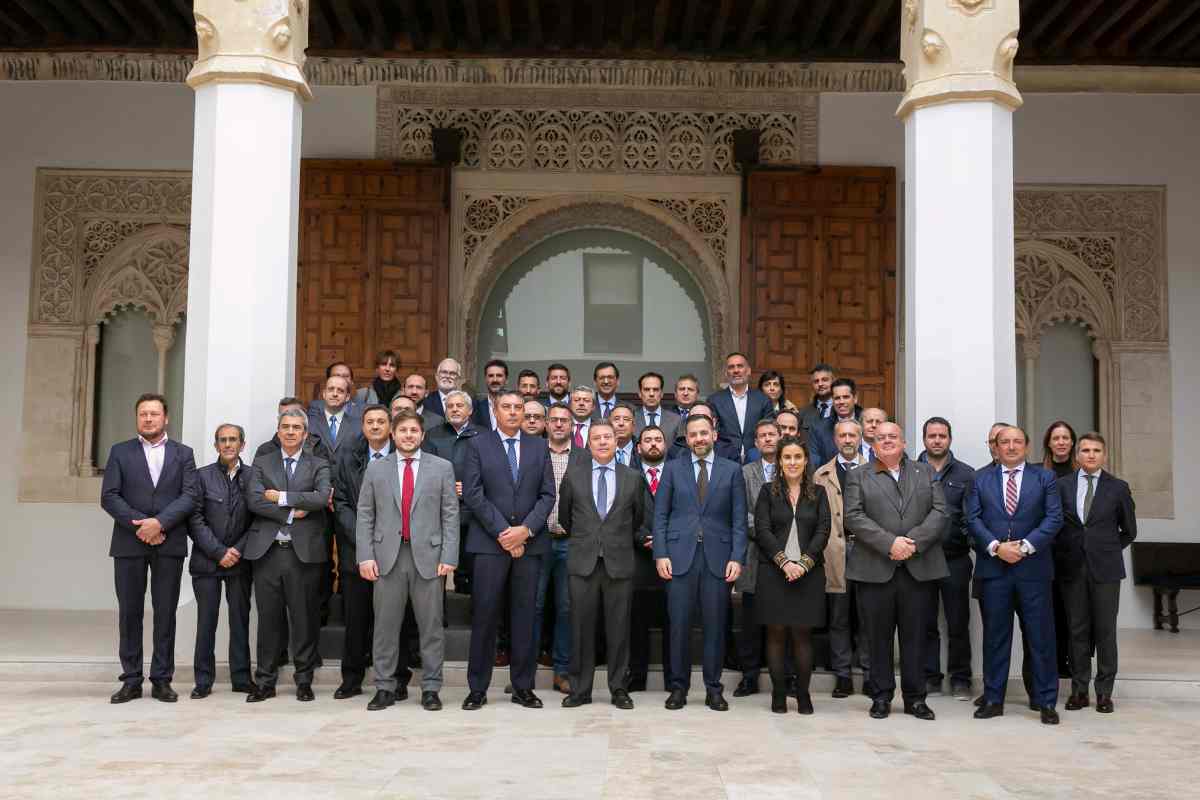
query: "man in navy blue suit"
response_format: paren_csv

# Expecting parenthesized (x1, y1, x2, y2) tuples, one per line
(461, 389, 557, 710)
(100, 393, 199, 704)
(706, 352, 774, 463)
(966, 425, 1064, 725)
(653, 413, 748, 711)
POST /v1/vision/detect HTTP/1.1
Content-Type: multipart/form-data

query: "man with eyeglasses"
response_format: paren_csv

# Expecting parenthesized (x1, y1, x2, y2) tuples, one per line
(423, 358, 463, 420)
(521, 400, 547, 437)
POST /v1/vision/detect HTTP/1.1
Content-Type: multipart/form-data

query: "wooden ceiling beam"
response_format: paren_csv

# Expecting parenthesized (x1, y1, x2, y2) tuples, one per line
(306, 0, 335, 49)
(362, 0, 390, 52)
(496, 0, 513, 47)
(1046, 0, 1106, 52)
(826, 1, 861, 51)
(799, 0, 835, 52)
(463, 0, 484, 50)
(432, 0, 457, 49)
(1080, 0, 1143, 48)
(1022, 0, 1072, 49)
(0, 7, 37, 41)
(854, 0, 892, 52)
(652, 0, 670, 51)
(43, 0, 100, 40)
(736, 0, 767, 51)
(679, 0, 700, 51)
(79, 0, 132, 40)
(12, 0, 67, 36)
(620, 0, 636, 50)
(330, 0, 367, 50)
(1167, 11, 1200, 55)
(104, 0, 154, 42)
(1105, 0, 1172, 50)
(399, 0, 427, 51)
(590, 1, 604, 50)
(708, 0, 732, 52)
(131, 0, 191, 45)
(555, 0, 572, 49)
(770, 0, 801, 50)
(527, 0, 543, 48)
(1136, 0, 1200, 52)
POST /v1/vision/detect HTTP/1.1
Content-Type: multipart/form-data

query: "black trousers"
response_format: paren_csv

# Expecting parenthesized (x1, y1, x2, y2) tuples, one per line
(252, 543, 323, 688)
(924, 553, 974, 686)
(1062, 575, 1121, 696)
(858, 566, 933, 705)
(114, 555, 183, 685)
(629, 587, 672, 685)
(468, 552, 542, 692)
(1053, 579, 1072, 676)
(729, 591, 764, 680)
(192, 569, 252, 689)
(568, 564, 633, 698)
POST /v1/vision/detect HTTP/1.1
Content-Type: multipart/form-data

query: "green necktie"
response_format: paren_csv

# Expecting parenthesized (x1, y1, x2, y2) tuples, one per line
(1083, 474, 1095, 521)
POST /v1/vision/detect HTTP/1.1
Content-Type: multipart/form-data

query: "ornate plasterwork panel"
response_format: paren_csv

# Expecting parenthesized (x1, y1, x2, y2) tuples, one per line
(376, 86, 818, 174)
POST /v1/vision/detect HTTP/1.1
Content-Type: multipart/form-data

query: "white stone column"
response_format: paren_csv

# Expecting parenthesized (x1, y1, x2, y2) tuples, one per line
(1021, 336, 1039, 432)
(899, 0, 1022, 468)
(182, 0, 311, 455)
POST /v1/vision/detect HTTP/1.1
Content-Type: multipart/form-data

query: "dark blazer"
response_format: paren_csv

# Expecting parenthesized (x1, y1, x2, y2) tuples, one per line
(332, 436, 392, 573)
(752, 484, 831, 567)
(101, 438, 199, 559)
(966, 462, 1063, 582)
(470, 395, 496, 430)
(557, 460, 648, 580)
(186, 459, 252, 576)
(307, 406, 362, 455)
(424, 422, 481, 530)
(634, 405, 681, 442)
(243, 449, 333, 564)
(918, 450, 976, 559)
(843, 458, 948, 584)
(461, 430, 557, 556)
(422, 391, 447, 419)
(1055, 470, 1137, 584)
(668, 428, 741, 463)
(807, 412, 862, 471)
(651, 454, 748, 579)
(706, 387, 774, 458)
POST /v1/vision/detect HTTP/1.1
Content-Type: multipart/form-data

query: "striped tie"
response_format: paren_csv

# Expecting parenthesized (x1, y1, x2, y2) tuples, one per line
(1004, 469, 1019, 516)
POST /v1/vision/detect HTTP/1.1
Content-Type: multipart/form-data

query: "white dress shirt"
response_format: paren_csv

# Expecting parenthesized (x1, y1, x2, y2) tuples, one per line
(596, 394, 617, 418)
(139, 434, 167, 487)
(642, 461, 664, 486)
(276, 449, 302, 540)
(325, 407, 346, 438)
(369, 444, 390, 461)
(397, 448, 422, 485)
(615, 441, 634, 466)
(729, 386, 749, 432)
(499, 429, 523, 464)
(642, 407, 663, 427)
(691, 450, 716, 481)
(1077, 467, 1102, 520)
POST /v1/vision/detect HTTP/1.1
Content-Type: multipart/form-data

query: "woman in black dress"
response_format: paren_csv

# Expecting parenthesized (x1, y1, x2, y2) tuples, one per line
(1042, 419, 1078, 479)
(752, 436, 831, 714)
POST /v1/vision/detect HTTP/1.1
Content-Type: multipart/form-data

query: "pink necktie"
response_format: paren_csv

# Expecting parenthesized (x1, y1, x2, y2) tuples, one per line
(574, 423, 584, 448)
(1004, 469, 1018, 516)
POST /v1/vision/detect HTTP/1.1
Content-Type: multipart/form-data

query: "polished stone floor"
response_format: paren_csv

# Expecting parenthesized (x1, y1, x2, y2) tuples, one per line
(2, 679, 1200, 799)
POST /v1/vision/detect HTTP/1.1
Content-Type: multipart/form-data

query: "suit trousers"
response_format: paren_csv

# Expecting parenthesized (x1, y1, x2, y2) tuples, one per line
(827, 588, 870, 679)
(729, 591, 764, 680)
(858, 566, 933, 705)
(1062, 574, 1121, 696)
(468, 552, 543, 692)
(666, 546, 730, 694)
(979, 574, 1058, 708)
(569, 563, 633, 698)
(924, 553, 974, 686)
(114, 555, 184, 685)
(629, 587, 673, 686)
(373, 543, 446, 693)
(191, 569, 252, 689)
(253, 543, 323, 688)
(340, 567, 374, 688)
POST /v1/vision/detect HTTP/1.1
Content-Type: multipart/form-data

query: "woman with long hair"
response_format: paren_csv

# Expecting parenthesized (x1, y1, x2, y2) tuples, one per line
(759, 370, 798, 413)
(751, 435, 830, 714)
(1042, 420, 1078, 478)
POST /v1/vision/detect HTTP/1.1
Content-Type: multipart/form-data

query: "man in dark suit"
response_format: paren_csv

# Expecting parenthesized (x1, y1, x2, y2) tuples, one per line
(668, 402, 740, 463)
(844, 422, 947, 721)
(187, 423, 254, 699)
(557, 420, 648, 709)
(423, 357, 464, 420)
(308, 375, 362, 456)
(1056, 432, 1136, 714)
(471, 358, 509, 430)
(609, 402, 640, 467)
(424, 390, 481, 595)
(461, 390, 557, 710)
(797, 362, 835, 437)
(592, 362, 621, 420)
(807, 378, 865, 468)
(634, 371, 681, 442)
(258, 397, 332, 463)
(629, 425, 672, 691)
(306, 362, 362, 418)
(243, 408, 333, 703)
(672, 374, 701, 419)
(967, 425, 1064, 725)
(101, 392, 199, 704)
(706, 352, 774, 463)
(653, 413, 748, 711)
(403, 372, 447, 432)
(543, 363, 572, 409)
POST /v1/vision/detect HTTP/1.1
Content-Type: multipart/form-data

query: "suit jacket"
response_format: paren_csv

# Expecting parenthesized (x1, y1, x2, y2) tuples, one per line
(421, 409, 446, 433)
(807, 413, 864, 472)
(843, 457, 948, 584)
(591, 394, 621, 420)
(1054, 469, 1136, 584)
(332, 436, 392, 573)
(356, 451, 460, 580)
(424, 422, 481, 530)
(651, 454, 748, 579)
(557, 460, 648, 580)
(736, 460, 771, 593)
(752, 484, 831, 567)
(966, 462, 1063, 582)
(186, 459, 252, 576)
(812, 455, 867, 593)
(634, 405, 681, 442)
(307, 397, 362, 419)
(461, 430, 557, 556)
(243, 449, 333, 564)
(308, 406, 362, 455)
(470, 395, 496, 430)
(101, 438, 199, 559)
(632, 469, 662, 589)
(422, 391, 447, 419)
(706, 387, 774, 460)
(668, 428, 741, 463)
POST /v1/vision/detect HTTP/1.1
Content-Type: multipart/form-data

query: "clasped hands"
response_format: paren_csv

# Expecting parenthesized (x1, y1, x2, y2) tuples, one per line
(498, 525, 531, 559)
(131, 517, 164, 546)
(889, 536, 917, 561)
(996, 540, 1025, 564)
(782, 561, 807, 582)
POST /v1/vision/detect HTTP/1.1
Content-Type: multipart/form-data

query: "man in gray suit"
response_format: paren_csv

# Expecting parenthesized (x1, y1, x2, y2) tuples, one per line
(844, 422, 947, 721)
(556, 420, 648, 709)
(243, 408, 333, 703)
(635, 371, 681, 442)
(308, 375, 361, 455)
(356, 409, 459, 711)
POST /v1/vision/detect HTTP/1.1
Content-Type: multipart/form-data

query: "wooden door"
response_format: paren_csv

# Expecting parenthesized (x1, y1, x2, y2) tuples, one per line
(741, 167, 896, 413)
(297, 160, 448, 400)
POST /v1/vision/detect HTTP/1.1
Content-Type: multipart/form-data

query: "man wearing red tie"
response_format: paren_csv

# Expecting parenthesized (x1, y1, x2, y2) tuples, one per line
(569, 386, 595, 449)
(627, 425, 674, 692)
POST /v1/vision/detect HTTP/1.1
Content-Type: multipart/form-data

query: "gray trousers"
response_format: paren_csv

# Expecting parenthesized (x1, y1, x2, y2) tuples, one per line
(827, 586, 871, 679)
(568, 564, 633, 699)
(372, 543, 445, 692)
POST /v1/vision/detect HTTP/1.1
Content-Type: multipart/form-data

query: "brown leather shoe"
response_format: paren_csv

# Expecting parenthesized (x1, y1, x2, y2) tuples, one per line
(553, 675, 571, 694)
(1095, 694, 1114, 714)
(1065, 693, 1090, 711)
(494, 649, 510, 667)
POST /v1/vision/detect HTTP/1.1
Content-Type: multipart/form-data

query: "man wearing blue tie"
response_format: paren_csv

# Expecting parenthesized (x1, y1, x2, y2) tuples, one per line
(966, 425, 1064, 725)
(654, 413, 748, 711)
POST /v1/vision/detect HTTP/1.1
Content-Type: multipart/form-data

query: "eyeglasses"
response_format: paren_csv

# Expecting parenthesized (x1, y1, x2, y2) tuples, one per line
(523, 414, 545, 421)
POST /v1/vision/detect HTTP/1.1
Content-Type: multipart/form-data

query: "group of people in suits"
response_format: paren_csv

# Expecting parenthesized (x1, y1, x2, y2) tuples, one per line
(99, 352, 1137, 723)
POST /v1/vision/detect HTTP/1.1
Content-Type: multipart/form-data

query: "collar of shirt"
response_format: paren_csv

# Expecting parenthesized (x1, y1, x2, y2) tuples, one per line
(837, 457, 858, 469)
(325, 408, 345, 422)
(1003, 463, 1025, 476)
(1078, 468, 1102, 482)
(691, 451, 715, 469)
(729, 385, 749, 399)
(281, 448, 302, 465)
(224, 458, 242, 478)
(592, 458, 615, 471)
(139, 433, 168, 449)
(398, 449, 421, 463)
(761, 460, 776, 479)
(548, 442, 572, 456)
(452, 421, 470, 435)
(500, 430, 523, 444)
(642, 461, 663, 477)
(369, 445, 390, 460)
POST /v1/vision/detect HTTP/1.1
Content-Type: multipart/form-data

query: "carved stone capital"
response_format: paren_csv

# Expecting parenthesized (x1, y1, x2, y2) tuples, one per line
(1020, 336, 1041, 361)
(188, 0, 312, 100)
(897, 0, 1022, 118)
(151, 323, 177, 354)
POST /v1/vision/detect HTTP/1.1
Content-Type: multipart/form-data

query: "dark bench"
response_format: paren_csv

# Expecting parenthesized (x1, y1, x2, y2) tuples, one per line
(1131, 542, 1200, 632)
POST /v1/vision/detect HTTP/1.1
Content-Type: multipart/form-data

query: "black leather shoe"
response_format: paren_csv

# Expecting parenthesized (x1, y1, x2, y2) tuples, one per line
(611, 689, 634, 710)
(950, 683, 972, 700)
(396, 684, 409, 702)
(367, 690, 395, 711)
(190, 686, 212, 700)
(110, 684, 141, 704)
(771, 692, 788, 714)
(562, 693, 592, 708)
(904, 701, 936, 721)
(462, 691, 487, 710)
(151, 682, 178, 703)
(231, 683, 257, 694)
(296, 684, 315, 702)
(1065, 693, 1090, 710)
(511, 689, 543, 708)
(246, 686, 276, 703)
(1041, 707, 1060, 725)
(926, 679, 943, 696)
(869, 699, 890, 719)
(421, 691, 442, 711)
(1096, 694, 1114, 714)
(334, 684, 363, 700)
(974, 703, 1004, 719)
(1028, 701, 1040, 711)
(665, 689, 687, 710)
(832, 677, 853, 698)
(732, 677, 759, 697)
(973, 694, 985, 707)
(795, 692, 814, 715)
(626, 676, 648, 693)
(705, 692, 729, 711)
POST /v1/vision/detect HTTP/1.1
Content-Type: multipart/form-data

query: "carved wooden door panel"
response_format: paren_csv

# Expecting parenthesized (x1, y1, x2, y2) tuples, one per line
(297, 161, 447, 400)
(742, 167, 896, 413)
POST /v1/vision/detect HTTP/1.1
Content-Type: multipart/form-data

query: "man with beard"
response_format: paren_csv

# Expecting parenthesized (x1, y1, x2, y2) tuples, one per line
(422, 358, 463, 419)
(472, 359, 509, 431)
(543, 363, 572, 408)
(628, 425, 672, 691)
